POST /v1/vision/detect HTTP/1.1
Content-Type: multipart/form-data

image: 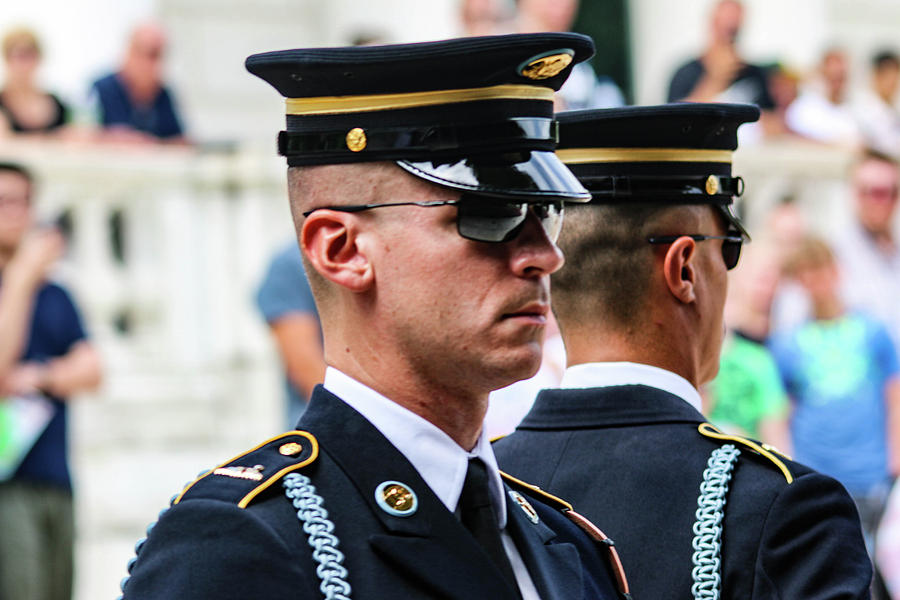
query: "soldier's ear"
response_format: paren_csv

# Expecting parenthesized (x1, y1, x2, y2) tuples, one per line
(300, 210, 374, 293)
(662, 237, 696, 304)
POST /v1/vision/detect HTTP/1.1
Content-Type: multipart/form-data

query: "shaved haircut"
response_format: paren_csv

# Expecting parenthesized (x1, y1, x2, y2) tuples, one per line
(286, 162, 414, 307)
(552, 203, 707, 330)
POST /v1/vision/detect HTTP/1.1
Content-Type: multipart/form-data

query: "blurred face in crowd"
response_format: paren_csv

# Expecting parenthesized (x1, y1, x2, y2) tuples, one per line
(3, 33, 40, 85)
(518, 0, 579, 32)
(461, 0, 512, 36)
(122, 23, 166, 98)
(874, 60, 900, 103)
(795, 260, 840, 305)
(822, 51, 849, 103)
(0, 170, 32, 255)
(709, 0, 743, 46)
(853, 157, 899, 236)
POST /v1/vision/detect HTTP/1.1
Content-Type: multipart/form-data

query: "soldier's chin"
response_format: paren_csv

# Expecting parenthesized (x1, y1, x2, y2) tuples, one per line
(489, 347, 544, 390)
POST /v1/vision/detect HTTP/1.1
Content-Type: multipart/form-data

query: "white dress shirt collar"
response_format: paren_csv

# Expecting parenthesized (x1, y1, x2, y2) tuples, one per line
(323, 367, 508, 527)
(559, 361, 703, 412)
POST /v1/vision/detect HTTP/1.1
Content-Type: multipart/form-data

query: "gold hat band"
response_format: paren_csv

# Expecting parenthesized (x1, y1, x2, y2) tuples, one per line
(556, 148, 733, 164)
(285, 84, 554, 116)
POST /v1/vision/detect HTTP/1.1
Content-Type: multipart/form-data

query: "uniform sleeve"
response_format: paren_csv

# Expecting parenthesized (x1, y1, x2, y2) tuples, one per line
(753, 471, 872, 599)
(255, 245, 318, 324)
(122, 499, 314, 599)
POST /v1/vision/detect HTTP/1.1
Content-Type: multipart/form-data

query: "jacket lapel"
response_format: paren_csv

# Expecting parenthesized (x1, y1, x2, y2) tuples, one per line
(504, 486, 583, 600)
(299, 388, 519, 600)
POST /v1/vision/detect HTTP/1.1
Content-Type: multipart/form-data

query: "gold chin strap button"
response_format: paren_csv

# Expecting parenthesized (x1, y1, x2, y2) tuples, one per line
(346, 127, 367, 152)
(705, 174, 721, 195)
(279, 442, 303, 457)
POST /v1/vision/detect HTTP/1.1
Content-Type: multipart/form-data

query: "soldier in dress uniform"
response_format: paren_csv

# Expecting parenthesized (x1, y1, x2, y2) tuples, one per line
(119, 34, 632, 600)
(494, 103, 874, 599)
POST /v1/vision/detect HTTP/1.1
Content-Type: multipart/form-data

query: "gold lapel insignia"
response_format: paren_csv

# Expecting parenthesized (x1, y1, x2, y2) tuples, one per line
(213, 464, 265, 481)
(519, 50, 574, 80)
(375, 480, 418, 517)
(509, 490, 540, 524)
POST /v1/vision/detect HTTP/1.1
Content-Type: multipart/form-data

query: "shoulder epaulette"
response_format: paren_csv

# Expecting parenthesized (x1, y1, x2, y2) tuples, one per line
(698, 423, 793, 484)
(500, 470, 573, 511)
(174, 430, 319, 508)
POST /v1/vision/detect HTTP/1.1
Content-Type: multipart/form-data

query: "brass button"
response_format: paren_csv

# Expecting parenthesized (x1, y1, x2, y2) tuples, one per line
(383, 484, 414, 511)
(346, 127, 367, 152)
(279, 442, 303, 457)
(705, 175, 721, 195)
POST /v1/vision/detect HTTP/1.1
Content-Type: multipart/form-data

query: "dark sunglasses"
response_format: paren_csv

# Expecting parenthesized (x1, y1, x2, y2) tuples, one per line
(646, 233, 744, 270)
(302, 197, 564, 243)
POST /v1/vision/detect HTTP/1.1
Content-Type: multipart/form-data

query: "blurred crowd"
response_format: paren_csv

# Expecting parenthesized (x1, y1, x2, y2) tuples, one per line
(0, 21, 185, 144)
(2, 0, 900, 598)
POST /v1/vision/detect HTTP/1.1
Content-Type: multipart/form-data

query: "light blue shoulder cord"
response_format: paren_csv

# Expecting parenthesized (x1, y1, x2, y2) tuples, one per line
(118, 470, 208, 600)
(283, 472, 352, 600)
(118, 471, 351, 600)
(691, 444, 741, 600)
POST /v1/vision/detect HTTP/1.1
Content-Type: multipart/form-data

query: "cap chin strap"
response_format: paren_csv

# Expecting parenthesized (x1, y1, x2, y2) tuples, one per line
(583, 175, 744, 201)
(278, 118, 557, 162)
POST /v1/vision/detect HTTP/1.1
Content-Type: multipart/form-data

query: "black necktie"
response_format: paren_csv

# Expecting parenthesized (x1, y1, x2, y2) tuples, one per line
(459, 458, 522, 596)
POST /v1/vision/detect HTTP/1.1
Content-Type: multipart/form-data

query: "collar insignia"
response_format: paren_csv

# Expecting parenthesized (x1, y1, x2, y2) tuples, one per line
(509, 490, 540, 524)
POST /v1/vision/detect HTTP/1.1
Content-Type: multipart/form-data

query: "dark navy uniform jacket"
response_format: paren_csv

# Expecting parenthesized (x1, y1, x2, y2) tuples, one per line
(494, 385, 873, 600)
(121, 387, 627, 599)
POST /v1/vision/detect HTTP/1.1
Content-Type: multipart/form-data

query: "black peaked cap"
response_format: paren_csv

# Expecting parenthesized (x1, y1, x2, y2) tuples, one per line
(556, 103, 760, 233)
(246, 33, 596, 202)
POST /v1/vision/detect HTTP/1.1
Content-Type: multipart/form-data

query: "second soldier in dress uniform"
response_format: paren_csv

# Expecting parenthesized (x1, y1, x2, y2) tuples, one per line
(494, 103, 873, 599)
(119, 34, 631, 599)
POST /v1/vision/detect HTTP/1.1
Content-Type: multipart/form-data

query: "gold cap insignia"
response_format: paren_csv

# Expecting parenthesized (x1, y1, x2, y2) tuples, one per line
(213, 464, 265, 481)
(518, 50, 574, 80)
(279, 442, 303, 457)
(346, 127, 367, 152)
(508, 490, 540, 524)
(705, 175, 721, 195)
(375, 480, 418, 517)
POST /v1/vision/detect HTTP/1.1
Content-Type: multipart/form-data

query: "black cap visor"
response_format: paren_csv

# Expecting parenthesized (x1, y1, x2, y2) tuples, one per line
(398, 150, 590, 203)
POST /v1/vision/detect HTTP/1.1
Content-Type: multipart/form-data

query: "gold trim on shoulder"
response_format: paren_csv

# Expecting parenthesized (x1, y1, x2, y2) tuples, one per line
(285, 84, 553, 116)
(174, 430, 320, 506)
(556, 147, 733, 164)
(698, 423, 794, 484)
(499, 471, 573, 510)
